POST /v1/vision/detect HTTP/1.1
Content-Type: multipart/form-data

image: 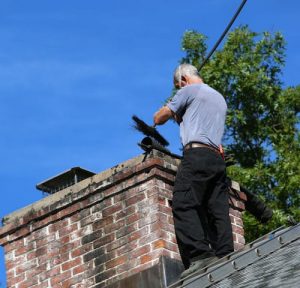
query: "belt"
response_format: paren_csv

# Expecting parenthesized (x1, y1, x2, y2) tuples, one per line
(184, 142, 220, 155)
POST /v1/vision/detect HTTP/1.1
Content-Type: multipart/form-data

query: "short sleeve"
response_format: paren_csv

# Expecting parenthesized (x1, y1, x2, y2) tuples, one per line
(166, 89, 188, 118)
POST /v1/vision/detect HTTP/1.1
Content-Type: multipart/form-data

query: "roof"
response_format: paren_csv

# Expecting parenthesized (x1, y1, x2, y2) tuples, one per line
(211, 237, 300, 287)
(169, 223, 300, 288)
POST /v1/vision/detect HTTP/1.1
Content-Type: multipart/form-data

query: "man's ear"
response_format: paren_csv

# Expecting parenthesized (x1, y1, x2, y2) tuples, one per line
(181, 75, 188, 85)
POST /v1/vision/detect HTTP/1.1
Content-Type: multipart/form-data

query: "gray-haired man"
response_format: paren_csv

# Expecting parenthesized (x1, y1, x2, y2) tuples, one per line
(154, 64, 234, 278)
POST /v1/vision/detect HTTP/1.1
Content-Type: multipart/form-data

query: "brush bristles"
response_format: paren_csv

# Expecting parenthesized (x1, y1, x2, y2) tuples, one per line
(132, 115, 169, 146)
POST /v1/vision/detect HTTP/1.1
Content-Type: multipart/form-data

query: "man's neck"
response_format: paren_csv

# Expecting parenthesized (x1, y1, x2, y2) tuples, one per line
(187, 76, 203, 85)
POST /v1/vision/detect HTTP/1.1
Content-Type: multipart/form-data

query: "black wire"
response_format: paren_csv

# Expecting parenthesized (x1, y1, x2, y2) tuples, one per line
(199, 0, 248, 71)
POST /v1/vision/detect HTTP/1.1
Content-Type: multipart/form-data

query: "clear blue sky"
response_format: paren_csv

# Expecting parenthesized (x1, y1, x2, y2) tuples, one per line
(0, 0, 299, 285)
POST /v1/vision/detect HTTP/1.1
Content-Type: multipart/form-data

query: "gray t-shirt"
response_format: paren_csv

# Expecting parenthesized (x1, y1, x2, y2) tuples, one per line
(167, 83, 227, 147)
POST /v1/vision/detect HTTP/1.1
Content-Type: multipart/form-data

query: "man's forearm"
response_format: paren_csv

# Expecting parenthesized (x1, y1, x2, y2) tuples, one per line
(153, 106, 173, 125)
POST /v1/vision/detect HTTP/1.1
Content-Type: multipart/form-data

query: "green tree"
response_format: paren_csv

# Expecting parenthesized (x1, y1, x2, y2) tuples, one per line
(179, 26, 300, 241)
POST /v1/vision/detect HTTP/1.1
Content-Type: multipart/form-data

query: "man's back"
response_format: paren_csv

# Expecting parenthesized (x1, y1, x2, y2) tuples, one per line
(167, 83, 227, 147)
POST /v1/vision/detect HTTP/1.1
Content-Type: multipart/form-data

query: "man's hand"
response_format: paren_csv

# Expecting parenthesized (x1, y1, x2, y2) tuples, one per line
(154, 106, 173, 126)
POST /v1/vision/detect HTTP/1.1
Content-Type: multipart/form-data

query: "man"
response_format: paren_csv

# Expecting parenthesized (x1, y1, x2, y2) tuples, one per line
(154, 63, 233, 278)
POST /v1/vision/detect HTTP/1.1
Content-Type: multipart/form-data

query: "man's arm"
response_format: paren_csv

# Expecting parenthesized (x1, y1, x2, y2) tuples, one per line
(153, 106, 173, 125)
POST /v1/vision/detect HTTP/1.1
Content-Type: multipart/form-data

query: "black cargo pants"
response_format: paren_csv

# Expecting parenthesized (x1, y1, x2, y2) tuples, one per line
(172, 147, 234, 269)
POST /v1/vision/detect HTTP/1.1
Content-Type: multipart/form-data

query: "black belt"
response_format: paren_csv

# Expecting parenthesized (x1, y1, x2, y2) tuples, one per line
(184, 142, 220, 155)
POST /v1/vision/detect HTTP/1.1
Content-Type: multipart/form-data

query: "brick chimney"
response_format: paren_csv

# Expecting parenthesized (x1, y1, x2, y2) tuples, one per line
(0, 150, 246, 288)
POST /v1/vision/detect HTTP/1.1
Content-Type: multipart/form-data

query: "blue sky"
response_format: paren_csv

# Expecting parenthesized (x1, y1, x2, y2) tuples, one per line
(0, 0, 299, 285)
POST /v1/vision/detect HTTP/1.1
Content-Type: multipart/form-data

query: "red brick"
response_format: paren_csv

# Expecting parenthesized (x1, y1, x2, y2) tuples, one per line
(50, 270, 72, 286)
(6, 269, 14, 280)
(31, 214, 57, 231)
(138, 230, 160, 246)
(94, 234, 116, 249)
(35, 234, 56, 248)
(113, 169, 134, 182)
(235, 216, 244, 227)
(236, 233, 246, 244)
(140, 214, 159, 229)
(234, 191, 247, 201)
(60, 274, 86, 287)
(140, 254, 152, 264)
(6, 260, 16, 271)
(57, 202, 81, 219)
(117, 260, 137, 275)
(60, 234, 71, 244)
(18, 276, 38, 288)
(91, 200, 111, 215)
(103, 219, 125, 234)
(39, 266, 61, 282)
(5, 239, 24, 253)
(95, 269, 116, 286)
(105, 255, 127, 269)
(229, 208, 242, 217)
(229, 196, 245, 210)
(7, 272, 25, 286)
(82, 230, 103, 245)
(125, 193, 146, 206)
(170, 235, 177, 245)
(102, 203, 123, 217)
(128, 226, 148, 242)
(146, 186, 160, 198)
(59, 240, 79, 254)
(159, 204, 172, 215)
(106, 237, 128, 252)
(112, 192, 126, 203)
(117, 240, 138, 256)
(9, 226, 31, 242)
(164, 241, 179, 253)
(126, 213, 140, 225)
(35, 246, 48, 257)
(71, 243, 93, 258)
(152, 239, 166, 249)
(73, 263, 90, 276)
(232, 224, 244, 235)
(70, 208, 90, 223)
(26, 263, 47, 279)
(158, 195, 167, 206)
(33, 227, 50, 239)
(234, 242, 244, 251)
(49, 219, 69, 233)
(80, 214, 98, 228)
(168, 215, 174, 225)
(62, 257, 82, 271)
(84, 247, 107, 263)
(131, 245, 151, 258)
(48, 252, 70, 268)
(31, 281, 50, 288)
(115, 205, 136, 221)
(58, 223, 78, 238)
(116, 223, 136, 239)
(14, 246, 28, 258)
(93, 216, 114, 231)
(236, 201, 245, 210)
(232, 233, 237, 242)
(41, 243, 61, 259)
(15, 259, 37, 275)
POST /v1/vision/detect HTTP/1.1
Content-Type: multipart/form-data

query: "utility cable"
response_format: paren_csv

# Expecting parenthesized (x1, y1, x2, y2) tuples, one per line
(199, 0, 248, 71)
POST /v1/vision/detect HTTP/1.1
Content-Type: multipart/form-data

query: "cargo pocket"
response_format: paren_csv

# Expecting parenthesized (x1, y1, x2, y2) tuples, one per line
(172, 185, 196, 211)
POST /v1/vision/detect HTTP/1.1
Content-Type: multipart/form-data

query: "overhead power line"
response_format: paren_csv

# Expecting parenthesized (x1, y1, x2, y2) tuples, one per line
(199, 0, 248, 71)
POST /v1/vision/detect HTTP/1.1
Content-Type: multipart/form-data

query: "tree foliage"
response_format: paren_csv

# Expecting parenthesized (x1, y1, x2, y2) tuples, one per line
(179, 26, 300, 241)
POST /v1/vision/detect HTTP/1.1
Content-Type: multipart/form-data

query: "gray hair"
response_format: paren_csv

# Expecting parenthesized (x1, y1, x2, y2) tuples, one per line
(174, 63, 200, 83)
